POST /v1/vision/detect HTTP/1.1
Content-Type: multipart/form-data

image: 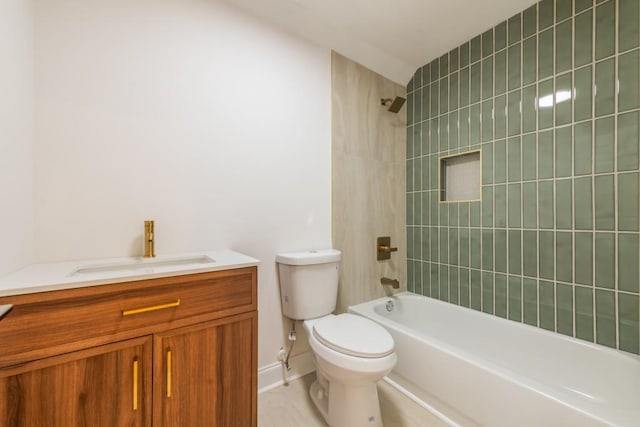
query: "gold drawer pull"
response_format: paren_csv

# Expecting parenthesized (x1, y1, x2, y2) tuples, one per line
(166, 349, 172, 398)
(122, 299, 181, 316)
(133, 358, 139, 411)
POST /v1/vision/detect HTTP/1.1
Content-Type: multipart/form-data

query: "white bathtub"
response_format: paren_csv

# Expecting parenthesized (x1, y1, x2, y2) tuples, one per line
(349, 292, 640, 427)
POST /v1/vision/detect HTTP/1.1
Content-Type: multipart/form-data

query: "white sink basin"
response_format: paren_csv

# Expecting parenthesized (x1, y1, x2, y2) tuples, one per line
(71, 255, 216, 276)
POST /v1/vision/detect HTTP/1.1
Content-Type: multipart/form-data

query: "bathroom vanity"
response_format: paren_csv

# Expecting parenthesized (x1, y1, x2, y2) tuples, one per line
(0, 250, 258, 427)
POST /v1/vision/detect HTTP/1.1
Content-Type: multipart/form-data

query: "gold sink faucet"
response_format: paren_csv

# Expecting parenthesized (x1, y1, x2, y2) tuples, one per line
(144, 220, 155, 258)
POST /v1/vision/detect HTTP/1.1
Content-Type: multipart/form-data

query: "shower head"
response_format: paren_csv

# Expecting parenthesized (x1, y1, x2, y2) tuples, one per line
(381, 96, 406, 113)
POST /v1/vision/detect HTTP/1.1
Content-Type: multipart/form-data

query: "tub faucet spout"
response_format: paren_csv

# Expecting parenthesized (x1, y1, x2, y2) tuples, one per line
(381, 277, 399, 289)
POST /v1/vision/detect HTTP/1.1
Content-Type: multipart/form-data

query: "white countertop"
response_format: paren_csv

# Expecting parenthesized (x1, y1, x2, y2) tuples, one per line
(0, 250, 259, 297)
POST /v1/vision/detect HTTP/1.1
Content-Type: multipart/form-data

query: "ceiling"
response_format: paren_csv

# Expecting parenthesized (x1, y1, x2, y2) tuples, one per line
(225, 0, 539, 85)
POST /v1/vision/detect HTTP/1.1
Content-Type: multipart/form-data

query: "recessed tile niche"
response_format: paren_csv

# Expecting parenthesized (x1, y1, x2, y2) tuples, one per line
(440, 151, 481, 201)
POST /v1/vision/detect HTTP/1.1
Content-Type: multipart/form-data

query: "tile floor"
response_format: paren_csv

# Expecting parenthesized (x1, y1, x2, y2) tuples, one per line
(258, 373, 447, 426)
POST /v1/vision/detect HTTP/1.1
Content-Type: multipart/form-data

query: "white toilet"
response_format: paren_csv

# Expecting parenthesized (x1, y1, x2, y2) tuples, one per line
(276, 249, 397, 427)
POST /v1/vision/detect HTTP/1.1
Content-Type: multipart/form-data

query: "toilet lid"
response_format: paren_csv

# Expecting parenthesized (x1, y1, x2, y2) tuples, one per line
(312, 313, 394, 358)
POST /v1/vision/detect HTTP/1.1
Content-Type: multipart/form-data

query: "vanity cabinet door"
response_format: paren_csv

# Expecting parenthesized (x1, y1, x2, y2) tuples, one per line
(153, 312, 257, 427)
(0, 336, 152, 427)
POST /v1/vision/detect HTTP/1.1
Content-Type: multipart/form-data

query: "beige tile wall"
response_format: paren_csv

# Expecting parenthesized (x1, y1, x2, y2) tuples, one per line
(331, 52, 407, 312)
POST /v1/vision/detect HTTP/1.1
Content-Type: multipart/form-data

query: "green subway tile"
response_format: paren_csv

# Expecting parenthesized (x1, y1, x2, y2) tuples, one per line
(450, 266, 459, 304)
(508, 44, 521, 91)
(495, 21, 507, 51)
(421, 122, 430, 155)
(595, 58, 615, 117)
(407, 260, 414, 290)
(508, 137, 521, 182)
(415, 227, 423, 259)
(450, 47, 459, 72)
(459, 108, 469, 148)
(431, 58, 440, 81)
(523, 230, 538, 276)
(421, 262, 430, 296)
(406, 126, 414, 159)
(421, 192, 430, 226)
(482, 229, 494, 271)
(574, 122, 593, 176)
(619, 172, 639, 231)
(619, 293, 640, 354)
(414, 68, 423, 89)
(556, 283, 574, 336)
(575, 177, 594, 229)
(431, 83, 440, 117)
(430, 155, 439, 191)
(556, 19, 573, 74)
(539, 280, 556, 331)
(575, 0, 592, 13)
(414, 158, 422, 192)
(450, 227, 459, 264)
(495, 184, 507, 228)
(575, 286, 594, 342)
(522, 134, 537, 180)
(440, 76, 449, 114)
(495, 95, 507, 139)
(575, 232, 594, 285)
(539, 181, 555, 229)
(539, 0, 554, 29)
(556, 179, 573, 229)
(523, 278, 539, 326)
(414, 88, 423, 124)
(538, 79, 554, 130)
(508, 276, 523, 322)
(495, 139, 506, 183)
(508, 183, 522, 228)
(450, 73, 459, 111)
(482, 186, 494, 227)
(495, 50, 507, 96)
(407, 227, 414, 259)
(523, 183, 538, 228)
(495, 274, 508, 318)
(421, 157, 430, 193)
(618, 112, 640, 171)
(440, 53, 449, 76)
(440, 264, 449, 302)
(460, 67, 470, 107)
(470, 104, 481, 146)
(471, 270, 482, 310)
(460, 228, 470, 266)
(619, 50, 640, 112)
(555, 73, 572, 126)
(430, 226, 439, 261)
(522, 84, 537, 133)
(430, 263, 439, 297)
(421, 227, 430, 261)
(575, 10, 593, 68)
(407, 94, 414, 125)
(470, 228, 481, 268)
(482, 29, 494, 58)
(595, 1, 615, 60)
(460, 42, 470, 68)
(523, 5, 537, 38)
(595, 232, 615, 288)
(556, 232, 573, 282)
(619, 234, 639, 293)
(482, 142, 493, 184)
(471, 63, 481, 104)
(482, 99, 494, 142)
(539, 28, 554, 80)
(471, 35, 482, 63)
(509, 229, 522, 275)
(470, 201, 481, 226)
(407, 76, 414, 94)
(508, 90, 521, 137)
(556, 0, 572, 22)
(482, 58, 493, 101)
(450, 111, 459, 150)
(495, 230, 508, 273)
(406, 193, 414, 225)
(555, 126, 572, 178)
(595, 174, 615, 230)
(421, 64, 430, 87)
(619, 0, 640, 51)
(574, 66, 593, 122)
(440, 115, 449, 152)
(483, 271, 494, 314)
(595, 117, 614, 173)
(595, 289, 616, 348)
(460, 202, 470, 226)
(539, 231, 555, 280)
(522, 37, 537, 86)
(460, 268, 470, 307)
(430, 118, 438, 153)
(508, 13, 522, 46)
(440, 201, 449, 226)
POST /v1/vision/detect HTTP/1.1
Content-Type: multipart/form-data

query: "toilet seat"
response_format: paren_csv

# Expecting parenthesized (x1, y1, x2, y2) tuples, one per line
(312, 313, 394, 358)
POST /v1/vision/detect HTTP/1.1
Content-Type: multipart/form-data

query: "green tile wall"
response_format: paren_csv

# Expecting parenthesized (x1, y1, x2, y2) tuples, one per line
(406, 0, 640, 354)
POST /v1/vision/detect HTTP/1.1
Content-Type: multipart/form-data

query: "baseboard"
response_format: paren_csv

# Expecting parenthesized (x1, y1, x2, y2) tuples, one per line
(258, 351, 315, 394)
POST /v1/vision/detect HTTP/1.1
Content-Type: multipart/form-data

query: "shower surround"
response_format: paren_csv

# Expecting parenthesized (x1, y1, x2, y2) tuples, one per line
(406, 0, 640, 354)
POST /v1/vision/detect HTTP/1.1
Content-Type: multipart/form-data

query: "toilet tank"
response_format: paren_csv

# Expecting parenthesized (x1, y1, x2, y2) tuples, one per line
(276, 249, 341, 320)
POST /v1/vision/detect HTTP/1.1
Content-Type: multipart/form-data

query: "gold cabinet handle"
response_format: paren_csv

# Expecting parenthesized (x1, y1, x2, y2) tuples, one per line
(166, 349, 172, 398)
(122, 299, 181, 316)
(133, 359, 139, 411)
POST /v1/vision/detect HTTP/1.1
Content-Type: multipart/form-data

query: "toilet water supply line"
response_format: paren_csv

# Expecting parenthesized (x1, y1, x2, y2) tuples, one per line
(278, 320, 296, 386)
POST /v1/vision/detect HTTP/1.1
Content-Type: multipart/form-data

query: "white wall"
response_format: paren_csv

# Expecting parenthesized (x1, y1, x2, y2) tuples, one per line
(0, 0, 35, 276)
(33, 0, 332, 368)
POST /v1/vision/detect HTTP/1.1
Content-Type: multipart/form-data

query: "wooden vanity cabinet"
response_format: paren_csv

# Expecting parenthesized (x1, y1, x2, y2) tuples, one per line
(0, 266, 257, 427)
